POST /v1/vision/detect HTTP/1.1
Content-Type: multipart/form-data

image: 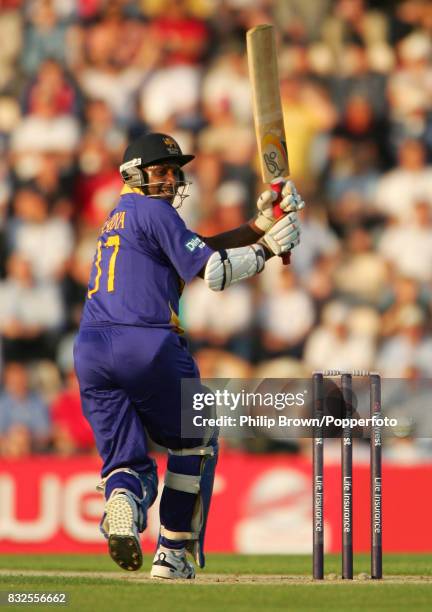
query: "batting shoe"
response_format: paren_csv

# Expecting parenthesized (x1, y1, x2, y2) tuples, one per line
(105, 492, 143, 571)
(150, 546, 196, 580)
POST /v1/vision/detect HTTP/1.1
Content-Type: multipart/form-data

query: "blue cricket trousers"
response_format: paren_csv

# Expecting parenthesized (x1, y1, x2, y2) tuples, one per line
(74, 324, 205, 477)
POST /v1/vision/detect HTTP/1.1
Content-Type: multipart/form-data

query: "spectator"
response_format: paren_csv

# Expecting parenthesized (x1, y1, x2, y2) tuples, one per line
(188, 150, 223, 222)
(1, 424, 32, 458)
(8, 189, 74, 281)
(303, 254, 338, 308)
(322, 0, 387, 53)
(374, 139, 432, 222)
(387, 31, 432, 145)
(291, 206, 339, 277)
(388, 1, 426, 45)
(21, 0, 67, 74)
(0, 253, 64, 362)
(83, 99, 126, 153)
(275, 0, 332, 42)
(281, 76, 337, 181)
(378, 201, 432, 282)
(198, 97, 255, 202)
(78, 18, 147, 126)
(0, 362, 51, 452)
(140, 62, 202, 129)
(24, 154, 74, 218)
(0, 9, 23, 95)
(50, 368, 94, 455)
(333, 226, 389, 304)
(182, 279, 254, 360)
(75, 134, 123, 228)
(10, 88, 80, 181)
(379, 275, 428, 338)
(304, 300, 376, 371)
(194, 348, 252, 378)
(202, 50, 253, 125)
(332, 96, 390, 169)
(61, 234, 95, 332)
(383, 367, 432, 462)
(149, 0, 210, 66)
(377, 305, 432, 376)
(195, 180, 248, 238)
(259, 266, 315, 359)
(329, 43, 388, 119)
(24, 59, 80, 117)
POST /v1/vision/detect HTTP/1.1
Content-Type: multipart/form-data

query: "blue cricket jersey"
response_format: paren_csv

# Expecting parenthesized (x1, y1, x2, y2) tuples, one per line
(81, 186, 213, 332)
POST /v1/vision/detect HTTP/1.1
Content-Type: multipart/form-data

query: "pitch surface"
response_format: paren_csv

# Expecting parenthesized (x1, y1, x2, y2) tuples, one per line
(0, 554, 431, 611)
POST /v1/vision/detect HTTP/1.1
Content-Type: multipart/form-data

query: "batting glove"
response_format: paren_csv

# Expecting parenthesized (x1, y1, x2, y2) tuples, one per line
(259, 211, 301, 256)
(253, 179, 305, 232)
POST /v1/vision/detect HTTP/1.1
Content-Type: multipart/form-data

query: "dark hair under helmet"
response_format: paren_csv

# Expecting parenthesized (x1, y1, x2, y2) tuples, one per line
(122, 133, 194, 168)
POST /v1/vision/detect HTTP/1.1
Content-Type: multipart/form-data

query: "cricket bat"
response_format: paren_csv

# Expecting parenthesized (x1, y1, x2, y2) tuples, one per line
(247, 24, 290, 264)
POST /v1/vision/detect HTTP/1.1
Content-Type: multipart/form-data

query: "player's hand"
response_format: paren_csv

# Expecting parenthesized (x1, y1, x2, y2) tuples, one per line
(259, 211, 301, 256)
(253, 179, 305, 232)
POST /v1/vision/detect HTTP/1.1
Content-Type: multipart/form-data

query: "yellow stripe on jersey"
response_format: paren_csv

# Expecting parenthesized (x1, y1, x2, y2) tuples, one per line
(87, 240, 103, 299)
(121, 185, 144, 196)
(169, 302, 184, 334)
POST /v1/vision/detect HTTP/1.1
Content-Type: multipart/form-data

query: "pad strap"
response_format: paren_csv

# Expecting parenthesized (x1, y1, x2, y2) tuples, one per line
(160, 526, 199, 540)
(164, 471, 201, 494)
(168, 445, 215, 457)
(96, 467, 142, 494)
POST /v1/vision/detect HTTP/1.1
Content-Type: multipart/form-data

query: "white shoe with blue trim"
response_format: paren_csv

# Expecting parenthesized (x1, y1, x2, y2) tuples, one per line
(150, 546, 195, 579)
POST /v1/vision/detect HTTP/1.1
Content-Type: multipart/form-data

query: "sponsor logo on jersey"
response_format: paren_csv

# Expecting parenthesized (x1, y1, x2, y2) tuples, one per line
(185, 236, 206, 252)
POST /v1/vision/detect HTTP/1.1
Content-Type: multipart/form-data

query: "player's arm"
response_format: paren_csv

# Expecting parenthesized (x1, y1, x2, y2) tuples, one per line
(200, 223, 264, 250)
(198, 211, 301, 291)
(200, 180, 304, 251)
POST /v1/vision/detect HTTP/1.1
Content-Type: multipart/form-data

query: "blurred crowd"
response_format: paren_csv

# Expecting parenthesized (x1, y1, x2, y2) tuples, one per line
(0, 0, 431, 458)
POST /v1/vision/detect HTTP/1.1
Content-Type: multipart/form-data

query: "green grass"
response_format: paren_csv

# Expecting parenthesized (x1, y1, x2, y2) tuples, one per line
(0, 554, 431, 611)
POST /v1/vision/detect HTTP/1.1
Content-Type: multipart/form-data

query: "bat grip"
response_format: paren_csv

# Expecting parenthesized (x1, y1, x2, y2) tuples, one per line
(271, 180, 290, 265)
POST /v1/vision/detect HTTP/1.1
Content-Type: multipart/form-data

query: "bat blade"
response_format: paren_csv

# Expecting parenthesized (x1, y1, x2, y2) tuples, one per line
(246, 24, 289, 184)
(247, 23, 291, 264)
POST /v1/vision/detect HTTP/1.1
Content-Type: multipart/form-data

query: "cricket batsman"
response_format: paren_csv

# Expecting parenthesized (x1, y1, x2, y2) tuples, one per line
(73, 133, 304, 579)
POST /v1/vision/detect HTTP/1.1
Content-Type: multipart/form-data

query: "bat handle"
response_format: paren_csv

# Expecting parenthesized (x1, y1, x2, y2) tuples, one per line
(271, 178, 290, 265)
